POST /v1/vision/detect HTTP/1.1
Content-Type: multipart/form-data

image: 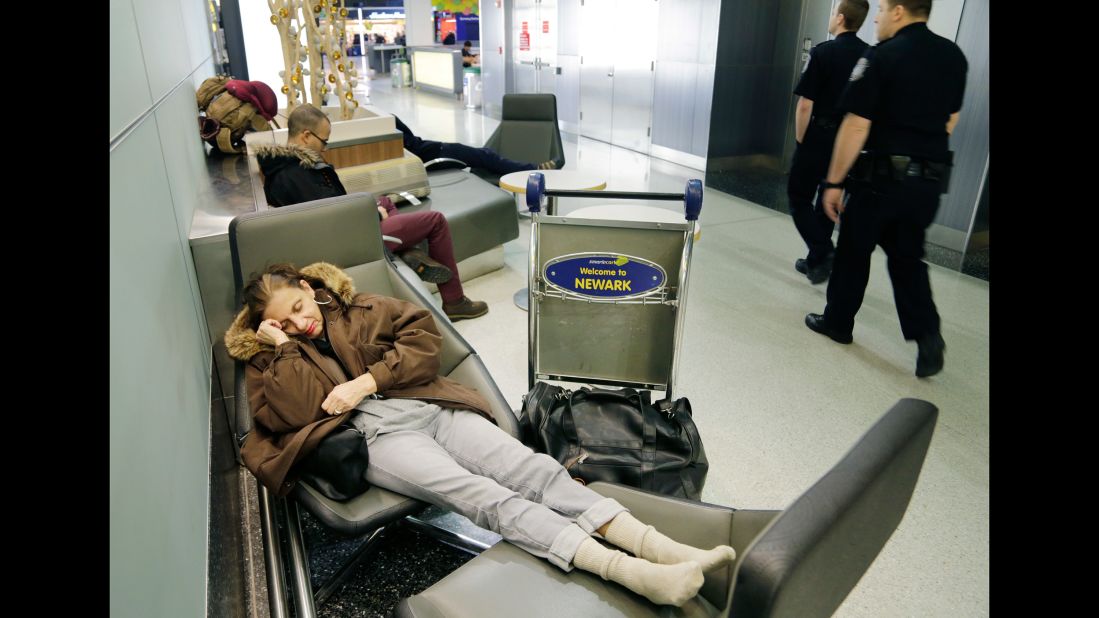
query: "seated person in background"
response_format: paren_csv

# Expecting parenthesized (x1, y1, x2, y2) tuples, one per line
(225, 261, 738, 608)
(393, 114, 560, 175)
(461, 40, 479, 67)
(254, 104, 488, 321)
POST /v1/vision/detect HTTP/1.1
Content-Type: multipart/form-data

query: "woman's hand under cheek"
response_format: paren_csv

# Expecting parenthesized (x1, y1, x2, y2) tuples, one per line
(257, 319, 291, 347)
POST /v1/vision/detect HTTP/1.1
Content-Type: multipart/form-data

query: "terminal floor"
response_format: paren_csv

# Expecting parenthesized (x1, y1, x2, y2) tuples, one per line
(309, 78, 990, 617)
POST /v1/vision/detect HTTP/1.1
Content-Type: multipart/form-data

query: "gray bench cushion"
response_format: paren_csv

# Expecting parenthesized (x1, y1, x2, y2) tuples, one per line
(399, 169, 518, 262)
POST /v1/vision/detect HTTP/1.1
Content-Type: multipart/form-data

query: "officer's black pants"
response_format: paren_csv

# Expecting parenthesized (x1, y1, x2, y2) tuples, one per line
(822, 175, 942, 341)
(787, 126, 837, 266)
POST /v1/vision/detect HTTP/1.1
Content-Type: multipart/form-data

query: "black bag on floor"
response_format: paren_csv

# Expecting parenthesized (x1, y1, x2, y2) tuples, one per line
(519, 382, 708, 501)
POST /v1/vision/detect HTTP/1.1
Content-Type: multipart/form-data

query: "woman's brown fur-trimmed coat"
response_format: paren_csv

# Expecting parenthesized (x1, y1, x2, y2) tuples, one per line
(225, 262, 492, 496)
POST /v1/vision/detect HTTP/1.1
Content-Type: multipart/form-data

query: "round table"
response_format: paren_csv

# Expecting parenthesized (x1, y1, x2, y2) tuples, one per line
(499, 170, 608, 311)
(567, 204, 702, 241)
(499, 170, 607, 216)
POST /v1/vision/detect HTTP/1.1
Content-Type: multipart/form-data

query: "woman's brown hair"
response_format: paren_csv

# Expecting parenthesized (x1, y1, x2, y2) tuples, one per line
(240, 263, 332, 330)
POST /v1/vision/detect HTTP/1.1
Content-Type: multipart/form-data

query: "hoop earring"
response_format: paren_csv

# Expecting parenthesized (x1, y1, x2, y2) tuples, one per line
(314, 290, 333, 305)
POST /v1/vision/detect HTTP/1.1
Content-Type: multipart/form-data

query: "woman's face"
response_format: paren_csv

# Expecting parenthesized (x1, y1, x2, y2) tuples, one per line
(262, 280, 325, 338)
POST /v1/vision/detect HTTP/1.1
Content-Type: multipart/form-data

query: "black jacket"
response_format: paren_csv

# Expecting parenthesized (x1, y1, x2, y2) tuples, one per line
(254, 143, 347, 207)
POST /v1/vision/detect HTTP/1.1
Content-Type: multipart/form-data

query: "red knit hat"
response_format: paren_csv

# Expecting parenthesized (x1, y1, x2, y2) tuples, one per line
(225, 80, 278, 121)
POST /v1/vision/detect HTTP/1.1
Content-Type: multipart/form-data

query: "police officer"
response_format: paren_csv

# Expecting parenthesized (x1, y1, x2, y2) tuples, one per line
(788, 0, 869, 284)
(804, 0, 967, 378)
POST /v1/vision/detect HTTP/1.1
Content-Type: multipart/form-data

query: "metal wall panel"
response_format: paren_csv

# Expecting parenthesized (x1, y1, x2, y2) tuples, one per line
(657, 0, 702, 64)
(132, 0, 192, 100)
(110, 0, 152, 140)
(481, 0, 507, 117)
(579, 0, 615, 143)
(558, 0, 580, 56)
(692, 64, 716, 157)
(781, 0, 835, 169)
(651, 0, 716, 159)
(652, 61, 698, 154)
(610, 0, 658, 152)
(557, 0, 581, 133)
(557, 54, 582, 134)
(111, 119, 211, 618)
(698, 0, 721, 64)
(538, 0, 559, 94)
(935, 0, 988, 232)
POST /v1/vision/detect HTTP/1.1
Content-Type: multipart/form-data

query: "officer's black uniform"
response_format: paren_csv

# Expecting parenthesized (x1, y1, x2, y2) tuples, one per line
(820, 22, 967, 367)
(788, 31, 868, 280)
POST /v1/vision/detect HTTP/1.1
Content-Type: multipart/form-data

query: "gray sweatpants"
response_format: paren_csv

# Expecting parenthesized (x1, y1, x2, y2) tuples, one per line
(365, 408, 628, 571)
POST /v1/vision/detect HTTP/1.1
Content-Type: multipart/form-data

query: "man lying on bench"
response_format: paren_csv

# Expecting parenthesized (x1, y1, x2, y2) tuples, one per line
(225, 262, 737, 607)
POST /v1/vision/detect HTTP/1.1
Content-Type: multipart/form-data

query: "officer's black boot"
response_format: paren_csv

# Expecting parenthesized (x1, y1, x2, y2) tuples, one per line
(915, 332, 946, 378)
(805, 252, 834, 284)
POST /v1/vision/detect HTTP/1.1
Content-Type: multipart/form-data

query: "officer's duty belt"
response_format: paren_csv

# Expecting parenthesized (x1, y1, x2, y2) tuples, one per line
(850, 152, 952, 194)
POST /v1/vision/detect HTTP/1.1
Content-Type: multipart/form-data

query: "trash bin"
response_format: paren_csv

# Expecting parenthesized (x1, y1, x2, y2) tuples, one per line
(463, 66, 482, 109)
(391, 57, 411, 88)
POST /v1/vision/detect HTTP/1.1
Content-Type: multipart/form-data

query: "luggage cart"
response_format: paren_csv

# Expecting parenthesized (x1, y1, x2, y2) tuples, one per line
(523, 172, 703, 400)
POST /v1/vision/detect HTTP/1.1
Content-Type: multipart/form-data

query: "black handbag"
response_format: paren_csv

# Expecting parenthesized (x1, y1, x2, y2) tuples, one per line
(519, 382, 709, 501)
(296, 422, 370, 501)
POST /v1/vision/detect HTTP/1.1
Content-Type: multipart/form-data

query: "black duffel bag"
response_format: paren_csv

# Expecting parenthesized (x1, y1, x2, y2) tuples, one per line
(519, 382, 709, 501)
(296, 422, 370, 501)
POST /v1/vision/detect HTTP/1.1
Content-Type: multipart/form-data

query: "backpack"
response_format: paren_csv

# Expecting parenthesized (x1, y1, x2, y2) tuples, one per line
(197, 76, 274, 154)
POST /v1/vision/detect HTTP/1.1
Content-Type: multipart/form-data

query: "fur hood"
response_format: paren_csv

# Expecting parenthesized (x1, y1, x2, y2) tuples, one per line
(224, 262, 356, 362)
(253, 142, 326, 170)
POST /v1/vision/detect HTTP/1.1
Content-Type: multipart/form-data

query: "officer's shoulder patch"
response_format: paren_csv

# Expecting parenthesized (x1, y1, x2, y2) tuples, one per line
(849, 57, 869, 82)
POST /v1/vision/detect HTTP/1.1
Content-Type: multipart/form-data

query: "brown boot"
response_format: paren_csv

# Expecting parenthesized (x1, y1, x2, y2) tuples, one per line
(398, 248, 453, 284)
(443, 296, 488, 321)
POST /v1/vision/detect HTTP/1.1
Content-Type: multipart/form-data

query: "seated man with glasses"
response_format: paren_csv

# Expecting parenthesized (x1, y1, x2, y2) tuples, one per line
(254, 104, 489, 321)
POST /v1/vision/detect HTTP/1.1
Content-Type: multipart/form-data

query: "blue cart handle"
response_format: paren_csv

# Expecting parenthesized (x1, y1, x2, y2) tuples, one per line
(526, 172, 546, 213)
(684, 179, 703, 221)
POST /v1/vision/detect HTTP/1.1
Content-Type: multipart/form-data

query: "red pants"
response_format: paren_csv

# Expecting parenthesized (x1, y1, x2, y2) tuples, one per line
(381, 210, 464, 303)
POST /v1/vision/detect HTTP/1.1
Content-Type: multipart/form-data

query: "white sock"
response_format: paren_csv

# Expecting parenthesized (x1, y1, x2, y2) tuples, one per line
(603, 512, 737, 573)
(572, 537, 704, 607)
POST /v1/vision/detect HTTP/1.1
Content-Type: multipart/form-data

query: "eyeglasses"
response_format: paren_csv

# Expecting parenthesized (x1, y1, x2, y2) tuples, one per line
(309, 130, 329, 148)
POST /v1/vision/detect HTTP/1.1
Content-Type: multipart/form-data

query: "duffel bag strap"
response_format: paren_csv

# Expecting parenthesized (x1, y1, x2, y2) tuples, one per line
(641, 400, 658, 490)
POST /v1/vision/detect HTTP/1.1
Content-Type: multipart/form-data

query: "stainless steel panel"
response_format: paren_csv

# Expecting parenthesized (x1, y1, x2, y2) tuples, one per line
(481, 0, 507, 114)
(538, 65, 557, 95)
(651, 61, 698, 154)
(698, 0, 722, 63)
(557, 54, 582, 134)
(579, 0, 614, 143)
(692, 64, 715, 157)
(610, 0, 658, 153)
(538, 0, 559, 94)
(558, 0, 581, 56)
(935, 0, 988, 232)
(775, 0, 816, 168)
(514, 62, 538, 93)
(657, 0, 702, 64)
